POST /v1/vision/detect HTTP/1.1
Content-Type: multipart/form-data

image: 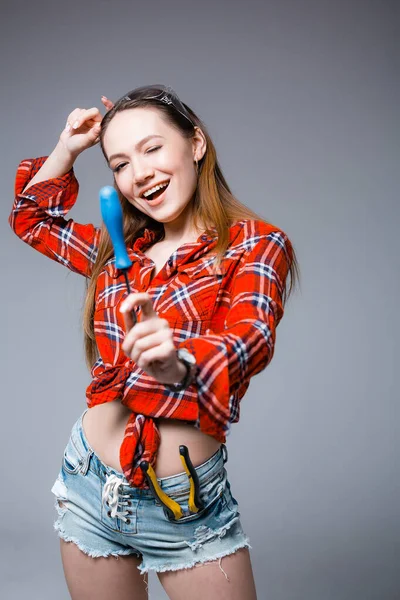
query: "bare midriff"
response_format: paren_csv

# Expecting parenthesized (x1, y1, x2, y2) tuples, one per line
(82, 401, 221, 479)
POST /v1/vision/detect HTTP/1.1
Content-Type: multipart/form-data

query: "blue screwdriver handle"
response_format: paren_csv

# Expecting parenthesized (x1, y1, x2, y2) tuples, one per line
(99, 185, 137, 325)
(99, 186, 132, 270)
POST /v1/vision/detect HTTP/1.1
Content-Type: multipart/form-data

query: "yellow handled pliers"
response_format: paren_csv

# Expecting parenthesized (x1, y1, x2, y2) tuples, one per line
(140, 444, 205, 520)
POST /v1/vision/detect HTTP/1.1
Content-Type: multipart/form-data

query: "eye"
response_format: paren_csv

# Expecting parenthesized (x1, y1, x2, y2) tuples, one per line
(112, 146, 161, 172)
(146, 146, 161, 154)
(113, 162, 127, 173)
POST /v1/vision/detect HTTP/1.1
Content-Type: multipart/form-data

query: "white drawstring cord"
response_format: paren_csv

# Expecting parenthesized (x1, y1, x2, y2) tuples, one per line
(102, 474, 131, 522)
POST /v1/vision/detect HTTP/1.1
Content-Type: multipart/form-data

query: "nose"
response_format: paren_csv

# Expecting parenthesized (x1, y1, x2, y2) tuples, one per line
(131, 159, 154, 190)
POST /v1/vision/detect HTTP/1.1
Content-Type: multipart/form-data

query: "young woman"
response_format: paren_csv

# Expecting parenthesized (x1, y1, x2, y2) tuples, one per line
(10, 84, 299, 600)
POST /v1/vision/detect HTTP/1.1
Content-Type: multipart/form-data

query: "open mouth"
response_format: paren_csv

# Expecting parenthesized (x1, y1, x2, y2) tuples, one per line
(142, 180, 170, 201)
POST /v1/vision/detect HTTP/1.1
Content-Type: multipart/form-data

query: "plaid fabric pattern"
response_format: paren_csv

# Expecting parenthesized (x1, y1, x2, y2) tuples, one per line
(10, 156, 294, 489)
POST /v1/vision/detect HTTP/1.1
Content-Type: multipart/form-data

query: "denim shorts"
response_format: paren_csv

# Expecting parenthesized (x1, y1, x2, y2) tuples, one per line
(50, 408, 252, 575)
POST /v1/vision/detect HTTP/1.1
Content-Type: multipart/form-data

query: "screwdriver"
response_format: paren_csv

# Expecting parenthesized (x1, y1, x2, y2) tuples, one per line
(99, 185, 137, 325)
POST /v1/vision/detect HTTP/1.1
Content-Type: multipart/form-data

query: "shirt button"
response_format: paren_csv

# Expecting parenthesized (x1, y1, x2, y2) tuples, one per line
(201, 234, 208, 241)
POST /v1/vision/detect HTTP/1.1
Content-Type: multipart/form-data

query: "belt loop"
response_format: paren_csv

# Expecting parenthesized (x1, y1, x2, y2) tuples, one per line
(222, 444, 228, 464)
(80, 450, 93, 475)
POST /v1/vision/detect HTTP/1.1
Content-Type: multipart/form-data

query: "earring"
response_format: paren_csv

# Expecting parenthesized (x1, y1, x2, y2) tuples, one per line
(194, 158, 199, 177)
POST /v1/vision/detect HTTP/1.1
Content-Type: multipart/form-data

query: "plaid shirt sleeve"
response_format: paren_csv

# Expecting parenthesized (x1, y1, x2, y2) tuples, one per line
(179, 230, 293, 437)
(9, 157, 101, 278)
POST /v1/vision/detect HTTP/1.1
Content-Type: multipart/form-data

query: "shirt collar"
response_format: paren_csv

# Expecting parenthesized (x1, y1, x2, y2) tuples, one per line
(104, 221, 245, 279)
(105, 226, 219, 279)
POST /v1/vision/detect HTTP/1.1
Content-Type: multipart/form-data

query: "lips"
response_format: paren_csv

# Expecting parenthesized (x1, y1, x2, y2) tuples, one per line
(141, 180, 170, 200)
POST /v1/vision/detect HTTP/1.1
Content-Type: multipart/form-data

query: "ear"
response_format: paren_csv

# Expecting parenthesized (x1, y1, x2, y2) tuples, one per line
(192, 126, 207, 162)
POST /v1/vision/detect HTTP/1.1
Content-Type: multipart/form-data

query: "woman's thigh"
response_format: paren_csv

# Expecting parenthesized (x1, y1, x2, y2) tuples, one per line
(158, 546, 257, 600)
(59, 537, 148, 600)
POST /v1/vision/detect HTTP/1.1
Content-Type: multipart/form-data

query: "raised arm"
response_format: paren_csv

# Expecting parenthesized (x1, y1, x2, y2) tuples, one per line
(10, 151, 101, 278)
(9, 99, 114, 278)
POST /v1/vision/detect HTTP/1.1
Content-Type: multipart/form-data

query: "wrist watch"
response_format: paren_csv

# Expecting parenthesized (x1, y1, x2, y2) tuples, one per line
(164, 348, 197, 392)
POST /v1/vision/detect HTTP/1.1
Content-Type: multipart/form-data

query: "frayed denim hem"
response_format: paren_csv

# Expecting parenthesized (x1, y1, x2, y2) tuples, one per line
(137, 510, 252, 577)
(137, 539, 252, 579)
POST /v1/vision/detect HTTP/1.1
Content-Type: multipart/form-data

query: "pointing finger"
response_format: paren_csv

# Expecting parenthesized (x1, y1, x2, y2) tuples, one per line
(122, 304, 137, 333)
(120, 293, 157, 320)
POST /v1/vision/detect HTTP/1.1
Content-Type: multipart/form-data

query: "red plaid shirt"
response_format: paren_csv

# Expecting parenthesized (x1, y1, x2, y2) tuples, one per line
(10, 156, 294, 488)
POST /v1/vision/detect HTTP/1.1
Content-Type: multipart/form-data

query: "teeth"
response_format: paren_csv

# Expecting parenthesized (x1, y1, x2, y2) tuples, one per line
(143, 181, 169, 198)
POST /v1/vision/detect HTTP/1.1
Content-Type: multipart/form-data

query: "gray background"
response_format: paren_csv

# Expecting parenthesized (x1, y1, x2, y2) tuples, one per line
(1, 0, 398, 598)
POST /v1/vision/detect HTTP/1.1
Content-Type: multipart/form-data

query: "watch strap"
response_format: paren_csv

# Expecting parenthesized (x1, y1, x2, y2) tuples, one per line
(163, 352, 196, 391)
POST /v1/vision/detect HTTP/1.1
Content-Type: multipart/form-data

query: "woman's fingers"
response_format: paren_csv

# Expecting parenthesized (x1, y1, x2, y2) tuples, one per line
(120, 297, 173, 365)
(64, 100, 111, 136)
(121, 316, 169, 353)
(122, 316, 162, 339)
(127, 328, 173, 364)
(61, 105, 104, 153)
(65, 108, 82, 132)
(119, 298, 181, 381)
(69, 107, 102, 130)
(138, 340, 175, 370)
(101, 96, 114, 110)
(122, 306, 136, 333)
(120, 292, 159, 320)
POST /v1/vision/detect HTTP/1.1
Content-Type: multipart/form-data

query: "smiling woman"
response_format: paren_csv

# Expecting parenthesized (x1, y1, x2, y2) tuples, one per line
(9, 83, 299, 599)
(102, 106, 205, 225)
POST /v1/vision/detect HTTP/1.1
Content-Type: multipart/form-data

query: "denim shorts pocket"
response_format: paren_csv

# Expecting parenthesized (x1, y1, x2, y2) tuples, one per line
(160, 468, 230, 524)
(62, 436, 88, 476)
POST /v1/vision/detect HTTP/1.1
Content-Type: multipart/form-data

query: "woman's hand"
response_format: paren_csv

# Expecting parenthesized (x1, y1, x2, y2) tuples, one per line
(120, 293, 187, 384)
(58, 96, 114, 158)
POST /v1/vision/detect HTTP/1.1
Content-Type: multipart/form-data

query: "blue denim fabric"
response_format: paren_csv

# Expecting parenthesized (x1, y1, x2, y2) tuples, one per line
(50, 409, 252, 575)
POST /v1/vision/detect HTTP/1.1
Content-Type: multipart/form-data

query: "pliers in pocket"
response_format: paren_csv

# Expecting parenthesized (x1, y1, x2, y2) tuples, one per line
(140, 445, 205, 521)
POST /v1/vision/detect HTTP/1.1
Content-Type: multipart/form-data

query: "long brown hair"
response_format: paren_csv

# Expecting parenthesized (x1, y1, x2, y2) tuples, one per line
(82, 85, 301, 371)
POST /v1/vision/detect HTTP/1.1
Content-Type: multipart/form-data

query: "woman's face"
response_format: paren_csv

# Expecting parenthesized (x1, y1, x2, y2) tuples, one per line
(103, 107, 205, 226)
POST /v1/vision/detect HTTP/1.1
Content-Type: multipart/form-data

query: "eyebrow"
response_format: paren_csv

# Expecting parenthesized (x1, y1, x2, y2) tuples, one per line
(108, 135, 165, 164)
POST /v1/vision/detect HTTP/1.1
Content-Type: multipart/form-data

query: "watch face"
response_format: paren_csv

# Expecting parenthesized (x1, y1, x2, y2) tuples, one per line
(178, 348, 196, 366)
